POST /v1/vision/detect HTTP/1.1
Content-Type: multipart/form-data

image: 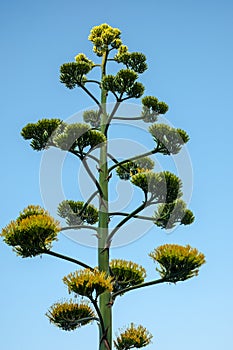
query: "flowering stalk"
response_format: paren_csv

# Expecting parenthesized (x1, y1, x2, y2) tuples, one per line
(98, 48, 112, 350)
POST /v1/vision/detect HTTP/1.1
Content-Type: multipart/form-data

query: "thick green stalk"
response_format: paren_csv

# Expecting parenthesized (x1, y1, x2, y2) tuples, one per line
(98, 51, 112, 350)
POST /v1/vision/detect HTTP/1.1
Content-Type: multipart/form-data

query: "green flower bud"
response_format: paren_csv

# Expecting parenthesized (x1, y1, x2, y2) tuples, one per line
(21, 118, 63, 151)
(141, 96, 169, 122)
(131, 171, 182, 203)
(115, 51, 147, 74)
(60, 62, 92, 89)
(149, 124, 189, 155)
(83, 110, 101, 128)
(154, 199, 194, 229)
(57, 200, 98, 225)
(53, 123, 106, 153)
(181, 209, 195, 225)
(157, 101, 169, 114)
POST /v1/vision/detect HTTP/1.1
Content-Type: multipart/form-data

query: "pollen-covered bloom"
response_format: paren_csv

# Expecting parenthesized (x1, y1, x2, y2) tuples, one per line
(63, 268, 113, 299)
(114, 323, 152, 350)
(110, 259, 146, 294)
(1, 205, 60, 257)
(46, 299, 96, 331)
(149, 244, 206, 282)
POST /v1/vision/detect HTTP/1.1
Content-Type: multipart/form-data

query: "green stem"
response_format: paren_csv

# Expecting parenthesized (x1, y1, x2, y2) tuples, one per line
(109, 212, 155, 221)
(60, 225, 98, 232)
(91, 298, 111, 350)
(43, 250, 94, 270)
(113, 116, 144, 120)
(112, 269, 192, 301)
(112, 277, 166, 300)
(107, 152, 130, 173)
(82, 152, 100, 163)
(98, 50, 112, 350)
(86, 79, 101, 85)
(75, 316, 100, 323)
(104, 100, 122, 135)
(108, 147, 159, 174)
(80, 84, 102, 110)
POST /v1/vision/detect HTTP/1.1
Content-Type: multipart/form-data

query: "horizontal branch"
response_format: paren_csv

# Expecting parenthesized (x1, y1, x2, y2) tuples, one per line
(82, 152, 100, 164)
(86, 79, 101, 85)
(108, 147, 159, 173)
(72, 316, 100, 323)
(112, 277, 166, 299)
(107, 152, 131, 173)
(112, 269, 193, 300)
(43, 250, 94, 270)
(113, 116, 144, 120)
(109, 212, 155, 222)
(60, 225, 98, 232)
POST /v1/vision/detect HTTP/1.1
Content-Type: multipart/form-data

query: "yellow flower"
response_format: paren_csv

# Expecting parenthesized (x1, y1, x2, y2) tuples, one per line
(114, 323, 152, 350)
(63, 268, 113, 299)
(46, 299, 96, 331)
(1, 205, 60, 257)
(110, 259, 146, 294)
(88, 23, 122, 56)
(149, 244, 205, 282)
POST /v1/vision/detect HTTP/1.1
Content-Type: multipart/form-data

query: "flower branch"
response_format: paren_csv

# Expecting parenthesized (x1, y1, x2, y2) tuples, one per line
(108, 147, 159, 174)
(104, 193, 149, 249)
(43, 250, 94, 271)
(112, 277, 166, 300)
(109, 212, 155, 222)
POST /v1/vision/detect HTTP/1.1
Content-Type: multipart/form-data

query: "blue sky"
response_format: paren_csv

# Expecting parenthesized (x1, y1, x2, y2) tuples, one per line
(1, 0, 233, 349)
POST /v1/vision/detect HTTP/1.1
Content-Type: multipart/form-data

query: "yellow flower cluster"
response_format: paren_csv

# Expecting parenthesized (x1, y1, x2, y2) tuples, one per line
(114, 323, 152, 350)
(74, 53, 94, 67)
(149, 244, 206, 282)
(110, 259, 146, 294)
(46, 299, 95, 331)
(88, 23, 122, 56)
(63, 268, 113, 299)
(1, 205, 60, 257)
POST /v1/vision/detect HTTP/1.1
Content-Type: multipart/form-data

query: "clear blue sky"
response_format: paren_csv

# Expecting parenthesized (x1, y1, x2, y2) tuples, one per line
(1, 0, 233, 349)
